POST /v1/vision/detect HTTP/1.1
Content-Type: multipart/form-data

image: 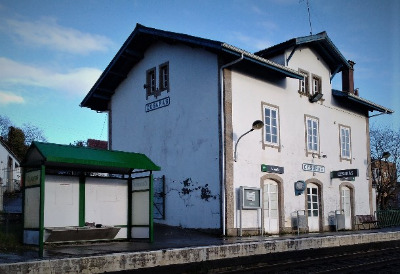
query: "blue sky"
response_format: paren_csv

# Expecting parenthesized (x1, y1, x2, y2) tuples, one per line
(0, 0, 399, 145)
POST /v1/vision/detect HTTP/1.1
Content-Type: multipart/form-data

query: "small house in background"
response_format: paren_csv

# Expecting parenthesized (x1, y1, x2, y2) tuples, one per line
(21, 142, 160, 253)
(0, 137, 21, 193)
(87, 139, 108, 150)
(0, 137, 22, 212)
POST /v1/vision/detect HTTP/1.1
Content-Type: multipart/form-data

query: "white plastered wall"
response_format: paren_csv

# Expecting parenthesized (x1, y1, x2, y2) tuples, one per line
(110, 42, 221, 229)
(231, 46, 370, 230)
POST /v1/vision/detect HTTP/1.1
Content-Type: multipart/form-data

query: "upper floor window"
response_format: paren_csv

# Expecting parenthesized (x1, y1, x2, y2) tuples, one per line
(299, 69, 309, 94)
(159, 62, 169, 92)
(311, 74, 322, 96)
(305, 116, 319, 154)
(340, 125, 351, 160)
(146, 67, 156, 99)
(263, 104, 280, 147)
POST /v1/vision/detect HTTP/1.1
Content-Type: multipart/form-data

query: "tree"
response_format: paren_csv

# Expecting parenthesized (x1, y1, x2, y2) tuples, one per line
(6, 126, 28, 160)
(0, 115, 13, 139)
(0, 115, 47, 159)
(22, 123, 47, 145)
(370, 126, 400, 209)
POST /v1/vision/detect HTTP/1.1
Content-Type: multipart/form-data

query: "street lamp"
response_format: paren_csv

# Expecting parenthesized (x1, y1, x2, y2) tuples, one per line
(234, 120, 264, 162)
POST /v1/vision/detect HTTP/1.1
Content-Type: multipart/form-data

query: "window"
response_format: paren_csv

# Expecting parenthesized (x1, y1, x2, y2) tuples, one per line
(340, 125, 351, 160)
(311, 74, 322, 96)
(263, 104, 279, 146)
(306, 116, 319, 154)
(146, 67, 156, 99)
(159, 62, 169, 92)
(298, 69, 309, 94)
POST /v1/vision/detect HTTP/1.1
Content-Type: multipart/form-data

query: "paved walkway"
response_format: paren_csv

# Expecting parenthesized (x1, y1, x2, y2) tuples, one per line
(1, 225, 400, 273)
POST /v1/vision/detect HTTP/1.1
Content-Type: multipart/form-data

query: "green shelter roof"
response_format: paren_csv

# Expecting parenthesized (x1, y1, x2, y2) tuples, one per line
(22, 142, 161, 174)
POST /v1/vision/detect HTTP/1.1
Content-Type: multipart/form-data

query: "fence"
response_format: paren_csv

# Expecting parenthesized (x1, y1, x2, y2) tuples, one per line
(377, 210, 400, 227)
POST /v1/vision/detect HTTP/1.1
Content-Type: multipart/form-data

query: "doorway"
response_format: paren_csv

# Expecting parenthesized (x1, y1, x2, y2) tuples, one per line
(341, 186, 352, 229)
(263, 179, 279, 234)
(307, 183, 320, 232)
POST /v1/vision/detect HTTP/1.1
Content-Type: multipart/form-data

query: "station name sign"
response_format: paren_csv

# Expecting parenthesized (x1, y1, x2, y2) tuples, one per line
(302, 163, 325, 173)
(261, 164, 284, 174)
(145, 97, 170, 112)
(331, 169, 359, 179)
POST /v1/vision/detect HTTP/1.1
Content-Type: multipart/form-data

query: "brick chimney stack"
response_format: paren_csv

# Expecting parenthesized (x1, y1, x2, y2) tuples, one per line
(342, 60, 356, 94)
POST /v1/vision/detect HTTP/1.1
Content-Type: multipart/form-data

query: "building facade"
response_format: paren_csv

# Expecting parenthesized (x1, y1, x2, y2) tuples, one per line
(0, 138, 21, 193)
(81, 24, 393, 235)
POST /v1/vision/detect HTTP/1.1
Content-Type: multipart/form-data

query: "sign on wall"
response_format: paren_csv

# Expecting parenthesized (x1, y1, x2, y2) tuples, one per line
(240, 186, 261, 209)
(25, 170, 41, 187)
(261, 164, 284, 174)
(302, 163, 325, 173)
(145, 97, 170, 112)
(331, 169, 359, 179)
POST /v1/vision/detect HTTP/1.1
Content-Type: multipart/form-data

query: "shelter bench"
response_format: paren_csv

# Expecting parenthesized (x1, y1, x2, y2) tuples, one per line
(355, 215, 379, 230)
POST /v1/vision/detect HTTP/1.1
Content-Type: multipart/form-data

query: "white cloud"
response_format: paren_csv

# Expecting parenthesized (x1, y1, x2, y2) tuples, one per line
(0, 57, 102, 97)
(0, 90, 25, 105)
(5, 17, 114, 54)
(231, 32, 272, 51)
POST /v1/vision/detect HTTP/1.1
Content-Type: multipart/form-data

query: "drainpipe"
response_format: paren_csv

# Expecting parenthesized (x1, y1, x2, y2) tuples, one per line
(220, 54, 244, 236)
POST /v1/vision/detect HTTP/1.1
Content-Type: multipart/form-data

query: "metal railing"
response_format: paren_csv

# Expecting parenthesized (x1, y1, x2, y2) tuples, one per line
(376, 210, 400, 227)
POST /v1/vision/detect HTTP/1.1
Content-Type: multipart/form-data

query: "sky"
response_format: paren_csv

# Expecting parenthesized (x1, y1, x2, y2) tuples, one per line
(0, 0, 399, 145)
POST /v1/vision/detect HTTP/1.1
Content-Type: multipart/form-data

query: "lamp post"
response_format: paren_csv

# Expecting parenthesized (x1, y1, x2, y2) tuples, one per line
(234, 120, 264, 162)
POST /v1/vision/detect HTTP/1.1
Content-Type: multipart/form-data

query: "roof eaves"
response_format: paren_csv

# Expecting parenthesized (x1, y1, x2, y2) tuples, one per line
(332, 89, 394, 114)
(222, 43, 303, 79)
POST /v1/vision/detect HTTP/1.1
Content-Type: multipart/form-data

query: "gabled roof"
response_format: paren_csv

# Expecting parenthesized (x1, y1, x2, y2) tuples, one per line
(22, 142, 161, 174)
(255, 31, 350, 74)
(81, 24, 303, 111)
(332, 89, 394, 115)
(0, 137, 21, 163)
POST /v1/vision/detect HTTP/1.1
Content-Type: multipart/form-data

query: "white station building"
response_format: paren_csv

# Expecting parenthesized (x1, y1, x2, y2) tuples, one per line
(81, 24, 393, 236)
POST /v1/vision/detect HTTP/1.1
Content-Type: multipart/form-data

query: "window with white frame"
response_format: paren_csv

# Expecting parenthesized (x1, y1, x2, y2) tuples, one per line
(298, 69, 309, 94)
(146, 67, 156, 99)
(263, 104, 279, 146)
(340, 125, 351, 159)
(159, 62, 169, 92)
(306, 116, 319, 153)
(311, 74, 322, 96)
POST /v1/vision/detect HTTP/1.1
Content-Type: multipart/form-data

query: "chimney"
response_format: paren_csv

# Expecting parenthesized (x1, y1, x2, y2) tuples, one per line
(342, 60, 355, 94)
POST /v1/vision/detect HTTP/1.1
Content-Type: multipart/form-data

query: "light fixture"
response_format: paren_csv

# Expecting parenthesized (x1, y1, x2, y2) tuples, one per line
(234, 120, 264, 162)
(382, 151, 391, 159)
(309, 92, 323, 103)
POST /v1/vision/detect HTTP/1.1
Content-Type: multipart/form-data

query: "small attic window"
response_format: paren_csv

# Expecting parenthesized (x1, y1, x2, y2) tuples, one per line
(159, 62, 169, 92)
(311, 74, 322, 96)
(298, 69, 309, 95)
(146, 67, 156, 99)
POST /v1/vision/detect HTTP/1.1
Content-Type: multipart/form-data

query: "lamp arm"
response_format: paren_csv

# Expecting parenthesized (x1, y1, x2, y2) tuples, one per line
(234, 129, 254, 162)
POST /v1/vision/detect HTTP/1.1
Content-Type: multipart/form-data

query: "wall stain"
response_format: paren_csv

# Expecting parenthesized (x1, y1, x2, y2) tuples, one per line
(167, 178, 218, 207)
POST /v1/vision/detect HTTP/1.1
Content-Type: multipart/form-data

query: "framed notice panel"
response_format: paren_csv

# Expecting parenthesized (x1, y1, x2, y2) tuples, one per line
(241, 186, 261, 209)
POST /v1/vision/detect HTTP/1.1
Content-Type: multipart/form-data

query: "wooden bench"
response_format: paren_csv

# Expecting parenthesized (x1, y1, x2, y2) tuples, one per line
(355, 215, 379, 230)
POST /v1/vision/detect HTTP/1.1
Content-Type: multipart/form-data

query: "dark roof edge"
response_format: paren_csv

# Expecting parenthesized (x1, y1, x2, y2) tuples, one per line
(81, 24, 304, 110)
(332, 89, 394, 114)
(80, 24, 223, 108)
(255, 31, 351, 70)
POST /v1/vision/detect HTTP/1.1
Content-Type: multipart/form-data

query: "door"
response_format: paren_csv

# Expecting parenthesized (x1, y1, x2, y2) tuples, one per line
(263, 179, 279, 234)
(341, 187, 352, 229)
(307, 183, 320, 232)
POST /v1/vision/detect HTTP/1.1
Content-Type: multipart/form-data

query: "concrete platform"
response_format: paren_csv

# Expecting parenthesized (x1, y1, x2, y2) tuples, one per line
(1, 225, 400, 273)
